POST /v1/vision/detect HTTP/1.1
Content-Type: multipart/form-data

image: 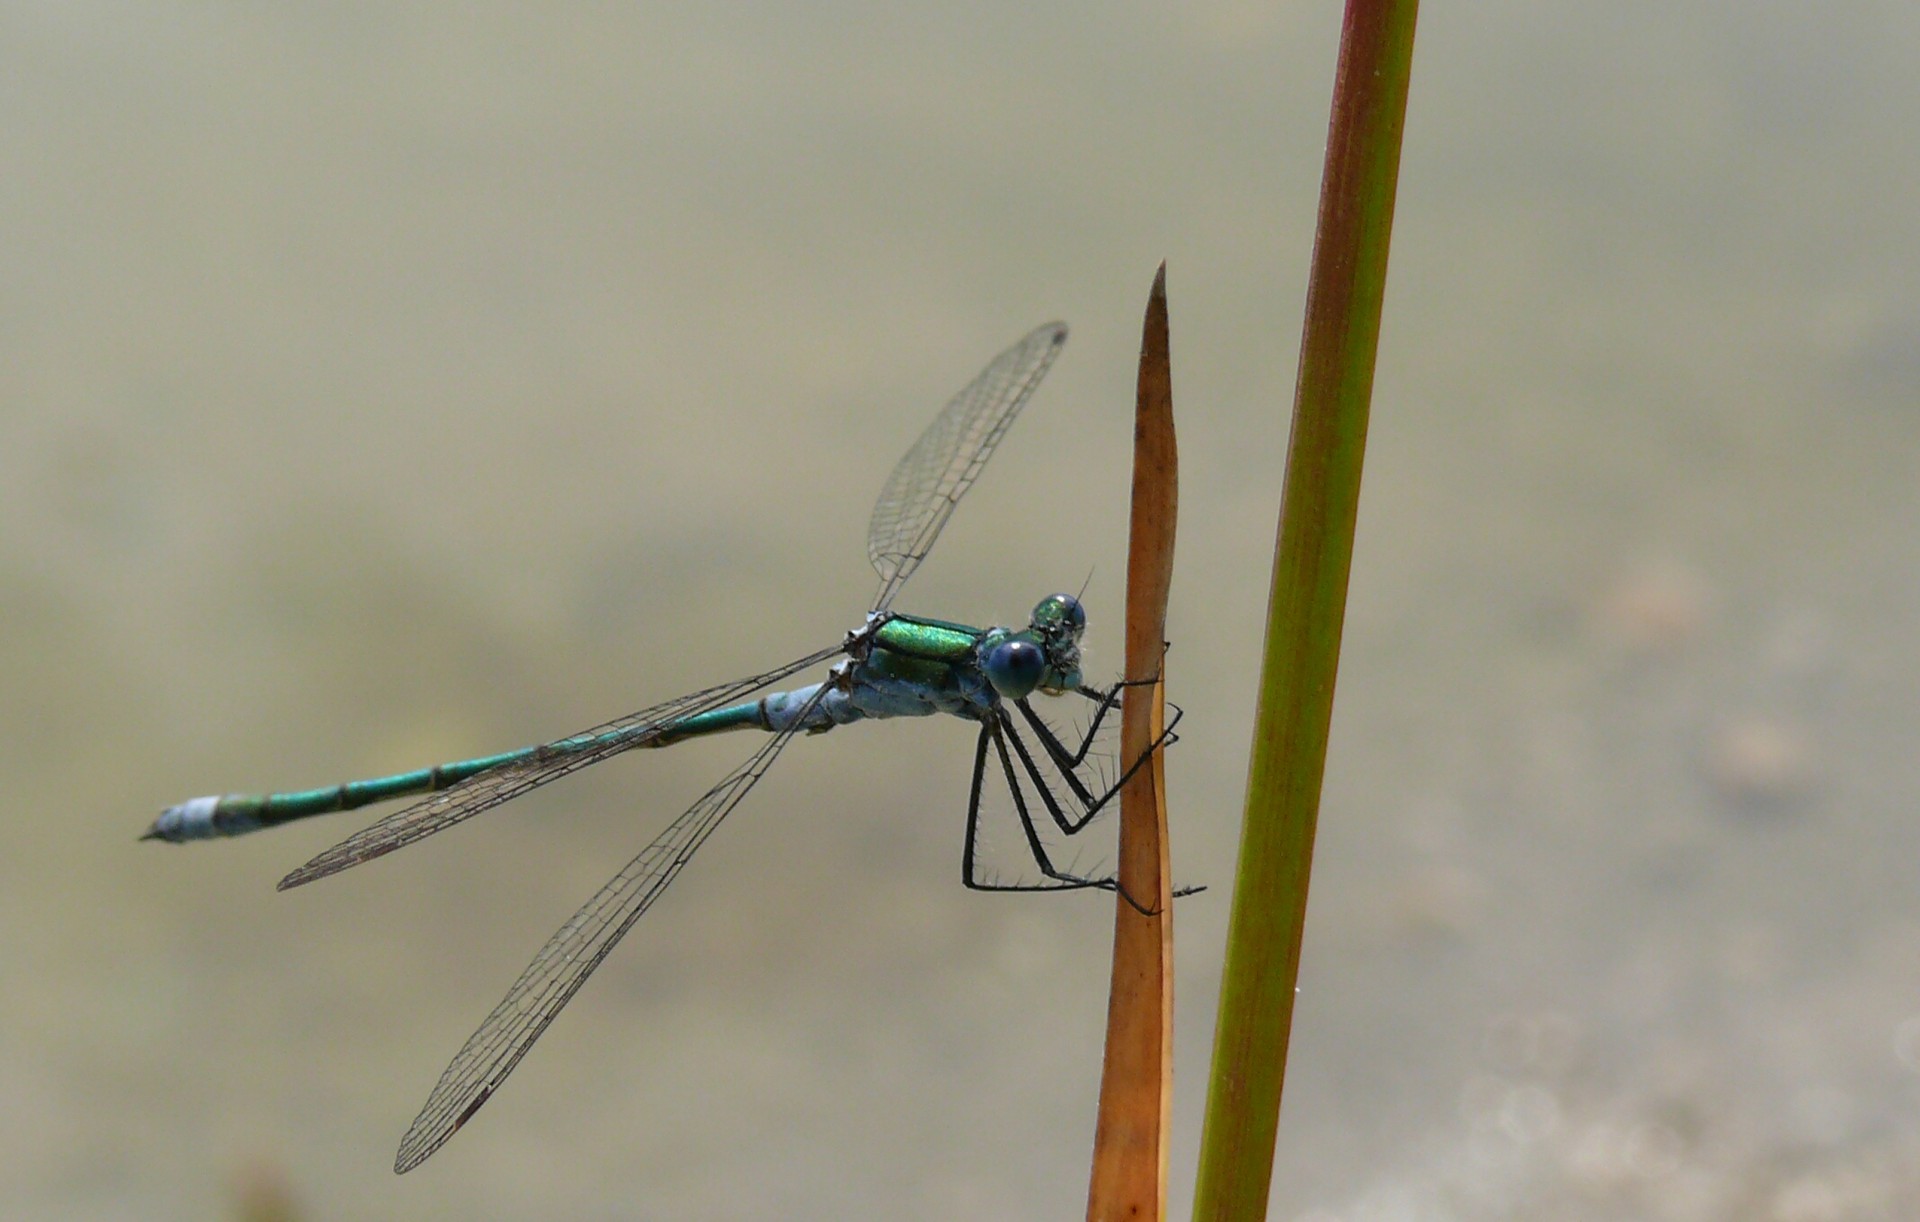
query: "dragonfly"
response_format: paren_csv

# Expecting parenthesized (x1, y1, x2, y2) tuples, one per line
(144, 321, 1171, 1174)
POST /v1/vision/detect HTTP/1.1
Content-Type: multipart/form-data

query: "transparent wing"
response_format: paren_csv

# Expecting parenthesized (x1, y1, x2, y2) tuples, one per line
(391, 685, 828, 1173)
(277, 643, 846, 890)
(866, 322, 1068, 612)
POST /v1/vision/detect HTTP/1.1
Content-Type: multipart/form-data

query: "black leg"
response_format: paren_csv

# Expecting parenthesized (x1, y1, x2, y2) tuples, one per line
(961, 695, 1198, 904)
(997, 712, 1189, 914)
(1056, 679, 1184, 766)
(961, 720, 993, 889)
(1044, 682, 1125, 769)
(1000, 711, 1101, 836)
(1037, 676, 1165, 769)
(960, 715, 1113, 894)
(1012, 689, 1185, 821)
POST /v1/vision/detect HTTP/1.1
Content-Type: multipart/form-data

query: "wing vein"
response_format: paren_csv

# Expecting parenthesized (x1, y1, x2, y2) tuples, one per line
(866, 322, 1067, 611)
(278, 643, 845, 890)
(391, 684, 832, 1173)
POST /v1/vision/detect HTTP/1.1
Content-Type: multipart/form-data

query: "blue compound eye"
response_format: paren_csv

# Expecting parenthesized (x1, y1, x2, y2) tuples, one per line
(983, 638, 1046, 699)
(1033, 593, 1086, 636)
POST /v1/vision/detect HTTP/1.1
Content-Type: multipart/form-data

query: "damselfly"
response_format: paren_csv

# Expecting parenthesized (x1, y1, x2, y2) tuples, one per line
(146, 322, 1162, 1173)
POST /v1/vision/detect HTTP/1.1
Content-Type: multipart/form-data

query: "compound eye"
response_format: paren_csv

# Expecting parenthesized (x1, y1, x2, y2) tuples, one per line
(983, 638, 1046, 699)
(1034, 593, 1087, 635)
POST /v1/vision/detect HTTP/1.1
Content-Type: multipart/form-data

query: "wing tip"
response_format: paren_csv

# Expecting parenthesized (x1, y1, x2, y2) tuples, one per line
(394, 1085, 490, 1174)
(276, 857, 333, 891)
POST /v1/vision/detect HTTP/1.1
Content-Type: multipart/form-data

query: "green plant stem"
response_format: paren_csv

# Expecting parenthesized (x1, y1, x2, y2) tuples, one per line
(1191, 2, 1419, 1219)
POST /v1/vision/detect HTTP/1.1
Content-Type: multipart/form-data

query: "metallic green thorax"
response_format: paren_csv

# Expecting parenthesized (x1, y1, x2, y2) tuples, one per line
(871, 614, 985, 661)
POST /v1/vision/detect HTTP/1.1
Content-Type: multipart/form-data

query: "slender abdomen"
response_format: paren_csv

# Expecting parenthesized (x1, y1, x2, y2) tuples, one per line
(144, 699, 780, 843)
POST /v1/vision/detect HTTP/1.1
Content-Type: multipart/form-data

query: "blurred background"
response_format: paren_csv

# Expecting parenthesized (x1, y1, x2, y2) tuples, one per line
(5, 3, 1919, 1218)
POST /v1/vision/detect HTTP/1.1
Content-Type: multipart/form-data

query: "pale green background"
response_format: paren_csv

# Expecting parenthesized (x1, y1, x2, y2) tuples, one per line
(5, 3, 1918, 1219)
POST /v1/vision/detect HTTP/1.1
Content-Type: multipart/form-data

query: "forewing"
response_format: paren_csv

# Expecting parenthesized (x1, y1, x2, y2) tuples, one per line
(391, 685, 828, 1173)
(277, 643, 845, 890)
(866, 322, 1068, 612)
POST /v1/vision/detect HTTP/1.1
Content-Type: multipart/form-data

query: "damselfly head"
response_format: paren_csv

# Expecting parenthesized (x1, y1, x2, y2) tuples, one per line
(1027, 593, 1086, 695)
(979, 593, 1086, 700)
